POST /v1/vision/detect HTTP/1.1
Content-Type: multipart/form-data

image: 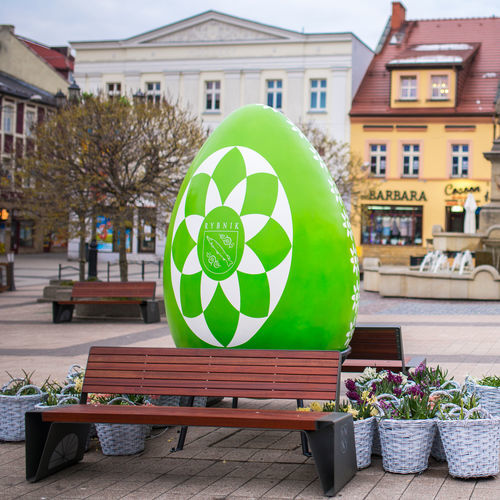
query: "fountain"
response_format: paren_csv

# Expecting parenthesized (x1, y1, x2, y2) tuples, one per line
(362, 101, 500, 300)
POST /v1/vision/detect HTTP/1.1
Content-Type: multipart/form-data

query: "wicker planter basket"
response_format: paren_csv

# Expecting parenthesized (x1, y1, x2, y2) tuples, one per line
(354, 417, 375, 469)
(96, 423, 145, 455)
(429, 389, 461, 462)
(468, 379, 500, 418)
(378, 418, 436, 473)
(0, 383, 46, 441)
(371, 393, 400, 456)
(95, 397, 146, 455)
(437, 408, 500, 478)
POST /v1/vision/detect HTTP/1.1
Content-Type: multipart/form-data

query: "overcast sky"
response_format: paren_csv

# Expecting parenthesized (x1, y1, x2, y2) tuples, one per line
(2, 0, 499, 51)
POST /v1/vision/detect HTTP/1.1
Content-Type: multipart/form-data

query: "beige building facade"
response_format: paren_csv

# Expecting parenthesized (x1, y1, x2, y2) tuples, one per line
(71, 11, 373, 143)
(69, 11, 373, 260)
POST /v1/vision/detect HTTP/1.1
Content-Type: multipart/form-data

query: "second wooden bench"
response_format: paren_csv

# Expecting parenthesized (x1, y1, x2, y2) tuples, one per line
(52, 281, 160, 323)
(342, 324, 426, 373)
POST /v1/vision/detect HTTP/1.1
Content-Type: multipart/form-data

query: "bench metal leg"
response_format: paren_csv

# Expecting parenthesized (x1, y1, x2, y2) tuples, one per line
(171, 396, 194, 452)
(25, 412, 89, 483)
(139, 301, 160, 323)
(52, 303, 74, 323)
(296, 399, 312, 457)
(306, 413, 356, 497)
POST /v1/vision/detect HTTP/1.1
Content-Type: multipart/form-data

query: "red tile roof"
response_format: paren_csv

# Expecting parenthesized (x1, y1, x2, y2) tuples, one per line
(18, 37, 74, 79)
(351, 17, 500, 117)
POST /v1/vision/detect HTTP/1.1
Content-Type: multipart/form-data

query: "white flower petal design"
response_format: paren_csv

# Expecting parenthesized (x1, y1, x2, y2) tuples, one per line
(220, 273, 240, 311)
(185, 314, 223, 347)
(169, 146, 293, 348)
(227, 315, 267, 347)
(224, 179, 247, 214)
(267, 250, 292, 312)
(195, 146, 233, 176)
(171, 192, 187, 236)
(205, 179, 222, 216)
(238, 146, 276, 176)
(170, 253, 182, 305)
(185, 215, 203, 242)
(241, 214, 269, 242)
(182, 247, 202, 275)
(237, 245, 265, 274)
(271, 183, 293, 240)
(200, 273, 218, 310)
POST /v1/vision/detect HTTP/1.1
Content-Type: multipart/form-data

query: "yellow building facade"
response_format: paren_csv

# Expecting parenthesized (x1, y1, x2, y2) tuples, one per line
(349, 3, 500, 265)
(351, 117, 492, 264)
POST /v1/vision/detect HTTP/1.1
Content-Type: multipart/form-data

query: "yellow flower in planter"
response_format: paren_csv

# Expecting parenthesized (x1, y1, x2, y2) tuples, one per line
(346, 404, 359, 419)
(310, 401, 322, 412)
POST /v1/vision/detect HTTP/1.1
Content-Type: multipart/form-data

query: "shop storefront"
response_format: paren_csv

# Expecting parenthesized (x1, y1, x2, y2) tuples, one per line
(355, 181, 489, 265)
(68, 207, 162, 261)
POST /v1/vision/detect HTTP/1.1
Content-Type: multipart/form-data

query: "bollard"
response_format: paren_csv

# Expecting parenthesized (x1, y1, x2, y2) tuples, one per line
(87, 239, 98, 279)
(6, 252, 15, 291)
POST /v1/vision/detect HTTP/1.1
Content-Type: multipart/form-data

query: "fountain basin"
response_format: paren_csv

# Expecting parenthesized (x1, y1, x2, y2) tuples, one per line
(363, 261, 500, 300)
(432, 232, 483, 252)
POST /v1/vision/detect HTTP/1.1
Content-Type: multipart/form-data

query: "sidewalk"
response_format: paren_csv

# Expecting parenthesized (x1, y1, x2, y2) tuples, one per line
(1, 253, 499, 499)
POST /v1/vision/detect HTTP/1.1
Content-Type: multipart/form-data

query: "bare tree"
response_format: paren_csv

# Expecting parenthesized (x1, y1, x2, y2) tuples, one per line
(19, 94, 205, 281)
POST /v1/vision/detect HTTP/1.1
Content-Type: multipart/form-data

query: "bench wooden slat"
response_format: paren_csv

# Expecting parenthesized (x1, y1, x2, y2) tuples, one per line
(71, 281, 156, 299)
(88, 346, 340, 359)
(85, 362, 339, 376)
(84, 370, 338, 384)
(41, 405, 322, 430)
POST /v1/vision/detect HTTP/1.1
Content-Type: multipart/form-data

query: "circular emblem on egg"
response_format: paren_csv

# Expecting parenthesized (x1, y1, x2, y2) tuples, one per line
(169, 146, 293, 348)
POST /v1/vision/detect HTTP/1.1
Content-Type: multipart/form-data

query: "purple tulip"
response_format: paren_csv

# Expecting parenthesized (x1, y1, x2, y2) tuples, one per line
(345, 379, 356, 391)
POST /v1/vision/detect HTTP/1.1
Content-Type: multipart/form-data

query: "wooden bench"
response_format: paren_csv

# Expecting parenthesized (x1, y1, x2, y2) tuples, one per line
(26, 346, 356, 496)
(341, 324, 426, 374)
(52, 281, 160, 324)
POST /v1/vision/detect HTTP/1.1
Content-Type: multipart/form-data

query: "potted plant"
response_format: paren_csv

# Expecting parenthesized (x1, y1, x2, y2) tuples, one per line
(0, 371, 47, 441)
(89, 394, 147, 455)
(346, 370, 409, 455)
(465, 375, 500, 417)
(303, 391, 378, 470)
(437, 402, 500, 478)
(377, 385, 438, 474)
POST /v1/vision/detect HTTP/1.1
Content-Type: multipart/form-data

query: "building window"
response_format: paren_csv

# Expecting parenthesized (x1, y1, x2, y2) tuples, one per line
(451, 144, 469, 177)
(205, 81, 220, 111)
(107, 83, 121, 99)
(25, 109, 36, 138)
(400, 76, 417, 100)
(431, 75, 449, 100)
(402, 144, 419, 176)
(0, 158, 13, 186)
(19, 220, 35, 248)
(3, 105, 14, 133)
(310, 79, 327, 110)
(370, 144, 387, 176)
(266, 80, 282, 109)
(361, 205, 423, 246)
(138, 207, 156, 253)
(146, 82, 161, 104)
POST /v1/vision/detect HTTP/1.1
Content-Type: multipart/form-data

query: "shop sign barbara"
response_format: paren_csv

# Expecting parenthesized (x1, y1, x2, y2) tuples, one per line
(363, 190, 427, 202)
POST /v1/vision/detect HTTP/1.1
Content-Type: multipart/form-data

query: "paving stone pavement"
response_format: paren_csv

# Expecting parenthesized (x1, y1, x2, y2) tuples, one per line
(0, 253, 499, 499)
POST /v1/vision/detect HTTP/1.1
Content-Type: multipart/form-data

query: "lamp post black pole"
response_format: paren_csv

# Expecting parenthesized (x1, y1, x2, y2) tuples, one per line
(88, 239, 98, 279)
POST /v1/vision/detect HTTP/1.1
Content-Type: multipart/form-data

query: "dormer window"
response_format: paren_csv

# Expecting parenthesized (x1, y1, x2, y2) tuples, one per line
(431, 75, 449, 100)
(400, 76, 417, 100)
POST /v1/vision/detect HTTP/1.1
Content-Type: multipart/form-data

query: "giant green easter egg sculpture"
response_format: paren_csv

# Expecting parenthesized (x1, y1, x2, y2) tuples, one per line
(164, 104, 359, 350)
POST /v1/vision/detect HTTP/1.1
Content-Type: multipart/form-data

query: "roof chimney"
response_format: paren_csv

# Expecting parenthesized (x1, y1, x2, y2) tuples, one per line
(391, 2, 406, 31)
